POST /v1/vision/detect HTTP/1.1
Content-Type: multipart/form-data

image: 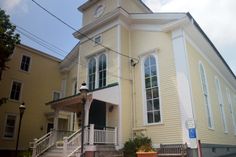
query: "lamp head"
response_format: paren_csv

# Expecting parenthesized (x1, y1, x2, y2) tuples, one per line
(19, 102, 26, 115)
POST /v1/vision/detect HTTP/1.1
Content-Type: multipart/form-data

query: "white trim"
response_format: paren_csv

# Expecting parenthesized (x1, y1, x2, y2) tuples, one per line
(9, 80, 23, 102)
(117, 24, 122, 149)
(215, 76, 228, 133)
(140, 52, 162, 125)
(2, 113, 18, 140)
(226, 88, 236, 135)
(19, 53, 32, 73)
(172, 28, 197, 148)
(198, 61, 214, 130)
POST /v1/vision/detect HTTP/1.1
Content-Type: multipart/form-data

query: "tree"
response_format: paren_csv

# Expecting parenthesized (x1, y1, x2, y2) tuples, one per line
(0, 8, 20, 80)
(0, 9, 20, 106)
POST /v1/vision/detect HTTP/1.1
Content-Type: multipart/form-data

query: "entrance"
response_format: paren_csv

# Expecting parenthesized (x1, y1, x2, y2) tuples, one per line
(89, 100, 106, 129)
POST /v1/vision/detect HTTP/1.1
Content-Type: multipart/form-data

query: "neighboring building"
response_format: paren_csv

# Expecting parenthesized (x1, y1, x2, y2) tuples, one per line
(0, 44, 63, 156)
(1, 0, 236, 157)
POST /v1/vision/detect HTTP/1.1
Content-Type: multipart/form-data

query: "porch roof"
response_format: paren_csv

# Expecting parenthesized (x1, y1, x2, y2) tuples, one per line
(46, 83, 119, 112)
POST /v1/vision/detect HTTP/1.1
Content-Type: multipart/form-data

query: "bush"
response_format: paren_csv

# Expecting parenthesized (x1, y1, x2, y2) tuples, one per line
(123, 135, 153, 157)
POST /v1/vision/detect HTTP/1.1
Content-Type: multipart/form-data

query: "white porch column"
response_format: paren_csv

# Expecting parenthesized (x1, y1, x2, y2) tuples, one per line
(53, 110, 59, 130)
(85, 100, 92, 126)
(172, 28, 197, 148)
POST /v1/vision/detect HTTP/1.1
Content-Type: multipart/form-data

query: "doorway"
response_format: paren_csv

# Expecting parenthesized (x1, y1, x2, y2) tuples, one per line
(89, 100, 106, 129)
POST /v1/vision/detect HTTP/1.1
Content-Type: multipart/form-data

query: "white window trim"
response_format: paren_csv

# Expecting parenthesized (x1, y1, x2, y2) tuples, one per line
(93, 34, 103, 46)
(19, 53, 32, 73)
(87, 52, 108, 90)
(226, 88, 236, 135)
(9, 80, 23, 102)
(141, 52, 163, 126)
(2, 113, 18, 140)
(52, 90, 61, 101)
(198, 61, 214, 130)
(215, 76, 228, 133)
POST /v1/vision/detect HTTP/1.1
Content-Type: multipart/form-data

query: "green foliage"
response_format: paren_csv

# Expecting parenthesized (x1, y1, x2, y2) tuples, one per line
(0, 8, 20, 80)
(123, 135, 153, 157)
(18, 149, 32, 157)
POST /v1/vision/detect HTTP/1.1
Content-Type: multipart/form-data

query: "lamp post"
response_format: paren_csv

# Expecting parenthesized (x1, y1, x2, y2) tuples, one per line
(79, 82, 89, 157)
(15, 102, 26, 157)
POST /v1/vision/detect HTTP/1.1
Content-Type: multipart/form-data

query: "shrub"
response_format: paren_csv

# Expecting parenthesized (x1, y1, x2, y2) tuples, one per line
(123, 135, 153, 157)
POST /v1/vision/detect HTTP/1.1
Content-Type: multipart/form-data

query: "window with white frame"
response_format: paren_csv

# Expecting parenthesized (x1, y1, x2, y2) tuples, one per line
(226, 88, 236, 133)
(10, 81, 22, 101)
(53, 91, 60, 101)
(199, 63, 213, 128)
(20, 55, 31, 72)
(94, 35, 102, 45)
(88, 54, 107, 90)
(98, 54, 106, 88)
(143, 55, 161, 124)
(3, 114, 17, 138)
(215, 77, 228, 132)
(88, 57, 96, 90)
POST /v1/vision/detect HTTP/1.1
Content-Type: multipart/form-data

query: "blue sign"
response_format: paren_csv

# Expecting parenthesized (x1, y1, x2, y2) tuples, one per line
(189, 128, 196, 138)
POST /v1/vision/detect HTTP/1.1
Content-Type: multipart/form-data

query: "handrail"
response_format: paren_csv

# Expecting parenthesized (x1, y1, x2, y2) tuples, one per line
(68, 145, 81, 157)
(35, 130, 53, 144)
(68, 129, 81, 141)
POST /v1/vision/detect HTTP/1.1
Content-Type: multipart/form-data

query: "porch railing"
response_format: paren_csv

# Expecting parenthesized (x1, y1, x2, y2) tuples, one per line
(63, 129, 82, 157)
(31, 130, 55, 157)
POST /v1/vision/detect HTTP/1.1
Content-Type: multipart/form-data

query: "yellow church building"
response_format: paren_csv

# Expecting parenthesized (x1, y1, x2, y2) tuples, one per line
(0, 0, 236, 157)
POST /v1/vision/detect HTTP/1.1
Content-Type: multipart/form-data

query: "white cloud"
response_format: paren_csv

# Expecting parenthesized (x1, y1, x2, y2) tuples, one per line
(1, 0, 28, 14)
(143, 0, 236, 74)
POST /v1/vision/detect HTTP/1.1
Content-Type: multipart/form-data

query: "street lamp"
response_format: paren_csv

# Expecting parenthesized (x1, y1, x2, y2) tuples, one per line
(79, 82, 89, 157)
(15, 102, 26, 157)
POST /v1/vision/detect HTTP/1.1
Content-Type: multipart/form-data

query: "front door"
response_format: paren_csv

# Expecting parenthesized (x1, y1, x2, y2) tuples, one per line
(89, 100, 106, 129)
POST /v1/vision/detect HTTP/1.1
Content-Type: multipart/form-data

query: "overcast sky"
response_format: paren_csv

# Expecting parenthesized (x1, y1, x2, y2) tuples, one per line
(0, 0, 235, 74)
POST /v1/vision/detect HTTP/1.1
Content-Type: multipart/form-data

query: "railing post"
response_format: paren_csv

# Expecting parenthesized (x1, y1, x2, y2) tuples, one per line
(63, 137, 68, 157)
(89, 124, 94, 145)
(114, 127, 118, 146)
(32, 138, 38, 157)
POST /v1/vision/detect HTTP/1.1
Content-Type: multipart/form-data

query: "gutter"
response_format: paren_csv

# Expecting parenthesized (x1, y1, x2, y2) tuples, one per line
(186, 12, 236, 80)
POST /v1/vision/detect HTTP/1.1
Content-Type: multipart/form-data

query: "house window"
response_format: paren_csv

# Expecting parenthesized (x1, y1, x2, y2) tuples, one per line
(144, 55, 160, 124)
(199, 63, 213, 128)
(98, 54, 106, 88)
(10, 81, 22, 101)
(53, 91, 60, 101)
(20, 55, 31, 72)
(72, 81, 77, 95)
(226, 88, 236, 134)
(3, 114, 17, 138)
(88, 57, 96, 90)
(88, 54, 107, 90)
(94, 35, 102, 45)
(215, 77, 227, 132)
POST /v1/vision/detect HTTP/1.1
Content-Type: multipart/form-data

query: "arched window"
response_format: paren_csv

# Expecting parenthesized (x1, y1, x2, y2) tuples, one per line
(88, 58, 96, 90)
(199, 62, 213, 128)
(98, 54, 106, 88)
(144, 55, 160, 124)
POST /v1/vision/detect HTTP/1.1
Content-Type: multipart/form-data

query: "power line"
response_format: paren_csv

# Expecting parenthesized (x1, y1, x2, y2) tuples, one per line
(15, 24, 132, 81)
(16, 24, 68, 55)
(31, 0, 139, 62)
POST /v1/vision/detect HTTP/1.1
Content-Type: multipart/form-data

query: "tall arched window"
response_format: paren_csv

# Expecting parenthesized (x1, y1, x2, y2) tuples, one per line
(144, 55, 160, 124)
(98, 54, 106, 88)
(88, 58, 96, 90)
(199, 62, 213, 128)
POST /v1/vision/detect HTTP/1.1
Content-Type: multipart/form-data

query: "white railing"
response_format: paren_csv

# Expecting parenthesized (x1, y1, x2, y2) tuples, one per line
(31, 130, 55, 157)
(89, 124, 118, 145)
(63, 129, 82, 157)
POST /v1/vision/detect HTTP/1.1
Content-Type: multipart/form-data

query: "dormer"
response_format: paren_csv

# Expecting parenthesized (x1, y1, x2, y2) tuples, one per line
(78, 0, 152, 26)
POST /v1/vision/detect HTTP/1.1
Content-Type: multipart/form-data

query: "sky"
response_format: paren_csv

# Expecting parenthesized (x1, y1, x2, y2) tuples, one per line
(0, 0, 235, 75)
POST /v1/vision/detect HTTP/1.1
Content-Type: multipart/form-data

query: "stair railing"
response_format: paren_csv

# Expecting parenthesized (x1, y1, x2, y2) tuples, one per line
(31, 130, 55, 157)
(63, 128, 82, 157)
